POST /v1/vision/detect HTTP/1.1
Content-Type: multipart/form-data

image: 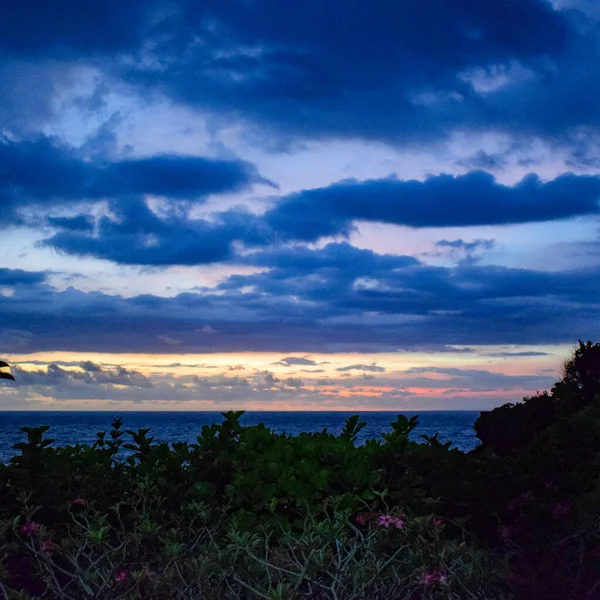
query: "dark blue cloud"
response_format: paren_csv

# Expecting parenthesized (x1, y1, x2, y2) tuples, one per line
(265, 171, 600, 239)
(3, 1, 563, 75)
(219, 243, 420, 300)
(210, 245, 600, 352)
(239, 242, 418, 272)
(44, 199, 269, 266)
(117, 0, 570, 145)
(2, 253, 600, 354)
(0, 1, 159, 57)
(47, 215, 94, 232)
(3, 0, 592, 147)
(41, 167, 600, 267)
(0, 135, 90, 202)
(103, 155, 272, 198)
(0, 268, 47, 286)
(42, 198, 414, 265)
(0, 135, 267, 226)
(1, 260, 598, 354)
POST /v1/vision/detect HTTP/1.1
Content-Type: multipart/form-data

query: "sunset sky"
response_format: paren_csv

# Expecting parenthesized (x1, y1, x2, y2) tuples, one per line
(1, 0, 599, 410)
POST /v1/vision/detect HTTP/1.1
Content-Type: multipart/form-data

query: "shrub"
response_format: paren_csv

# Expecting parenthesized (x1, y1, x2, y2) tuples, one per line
(3, 340, 600, 598)
(0, 413, 510, 599)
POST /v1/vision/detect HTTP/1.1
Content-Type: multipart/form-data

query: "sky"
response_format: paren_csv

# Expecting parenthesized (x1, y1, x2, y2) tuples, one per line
(1, 0, 599, 411)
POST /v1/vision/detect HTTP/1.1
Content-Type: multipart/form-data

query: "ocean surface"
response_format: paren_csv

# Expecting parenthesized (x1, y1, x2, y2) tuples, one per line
(0, 411, 480, 463)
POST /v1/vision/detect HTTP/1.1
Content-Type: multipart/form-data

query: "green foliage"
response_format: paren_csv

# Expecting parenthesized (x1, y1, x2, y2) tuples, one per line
(0, 495, 506, 599)
(0, 411, 509, 599)
(2, 340, 600, 599)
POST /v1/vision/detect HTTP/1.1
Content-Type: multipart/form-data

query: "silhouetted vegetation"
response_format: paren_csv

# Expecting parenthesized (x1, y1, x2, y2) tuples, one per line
(475, 340, 600, 454)
(1, 341, 600, 598)
(0, 362, 14, 381)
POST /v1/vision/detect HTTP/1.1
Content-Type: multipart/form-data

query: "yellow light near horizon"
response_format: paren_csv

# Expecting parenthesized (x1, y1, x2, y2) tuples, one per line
(6, 346, 568, 380)
(2, 345, 569, 413)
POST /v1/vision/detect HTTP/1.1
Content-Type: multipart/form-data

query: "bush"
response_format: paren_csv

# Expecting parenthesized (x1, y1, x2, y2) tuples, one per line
(1, 499, 506, 599)
(474, 340, 600, 455)
(2, 340, 600, 599)
(0, 414, 509, 599)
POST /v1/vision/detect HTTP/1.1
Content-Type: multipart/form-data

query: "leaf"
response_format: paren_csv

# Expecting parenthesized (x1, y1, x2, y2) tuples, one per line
(342, 415, 368, 442)
(0, 372, 15, 380)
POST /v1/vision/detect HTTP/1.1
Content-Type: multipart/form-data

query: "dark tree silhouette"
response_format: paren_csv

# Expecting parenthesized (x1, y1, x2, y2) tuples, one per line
(0, 360, 15, 381)
(554, 339, 600, 405)
(474, 340, 600, 454)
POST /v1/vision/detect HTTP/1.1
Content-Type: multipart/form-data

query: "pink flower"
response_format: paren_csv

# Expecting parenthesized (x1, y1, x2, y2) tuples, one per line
(377, 514, 394, 527)
(20, 521, 39, 537)
(115, 569, 128, 583)
(392, 517, 405, 529)
(354, 514, 367, 526)
(72, 497, 87, 506)
(421, 569, 447, 585)
(41, 540, 58, 553)
(433, 518, 444, 527)
(552, 502, 570, 518)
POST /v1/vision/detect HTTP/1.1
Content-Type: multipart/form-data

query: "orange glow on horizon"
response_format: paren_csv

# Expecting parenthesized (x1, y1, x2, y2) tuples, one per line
(1, 345, 569, 411)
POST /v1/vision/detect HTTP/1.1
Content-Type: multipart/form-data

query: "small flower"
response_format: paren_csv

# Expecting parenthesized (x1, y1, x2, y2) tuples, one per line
(433, 518, 444, 527)
(552, 502, 570, 518)
(41, 540, 58, 553)
(115, 569, 128, 583)
(353, 514, 367, 526)
(377, 514, 394, 528)
(20, 521, 39, 537)
(72, 497, 87, 506)
(421, 569, 447, 585)
(392, 517, 405, 529)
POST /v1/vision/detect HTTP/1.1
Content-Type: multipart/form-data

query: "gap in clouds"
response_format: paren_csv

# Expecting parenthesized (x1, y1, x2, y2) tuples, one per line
(0, 345, 566, 411)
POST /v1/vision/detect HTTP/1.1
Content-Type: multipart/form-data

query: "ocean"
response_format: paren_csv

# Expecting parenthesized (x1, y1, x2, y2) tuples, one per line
(0, 411, 480, 463)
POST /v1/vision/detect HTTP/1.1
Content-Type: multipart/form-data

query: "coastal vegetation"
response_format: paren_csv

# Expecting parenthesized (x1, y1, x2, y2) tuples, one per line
(0, 341, 599, 599)
(0, 363, 14, 382)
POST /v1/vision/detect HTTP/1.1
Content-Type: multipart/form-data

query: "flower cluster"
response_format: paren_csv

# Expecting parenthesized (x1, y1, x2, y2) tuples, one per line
(115, 569, 129, 583)
(20, 521, 39, 537)
(377, 514, 404, 529)
(421, 568, 447, 585)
